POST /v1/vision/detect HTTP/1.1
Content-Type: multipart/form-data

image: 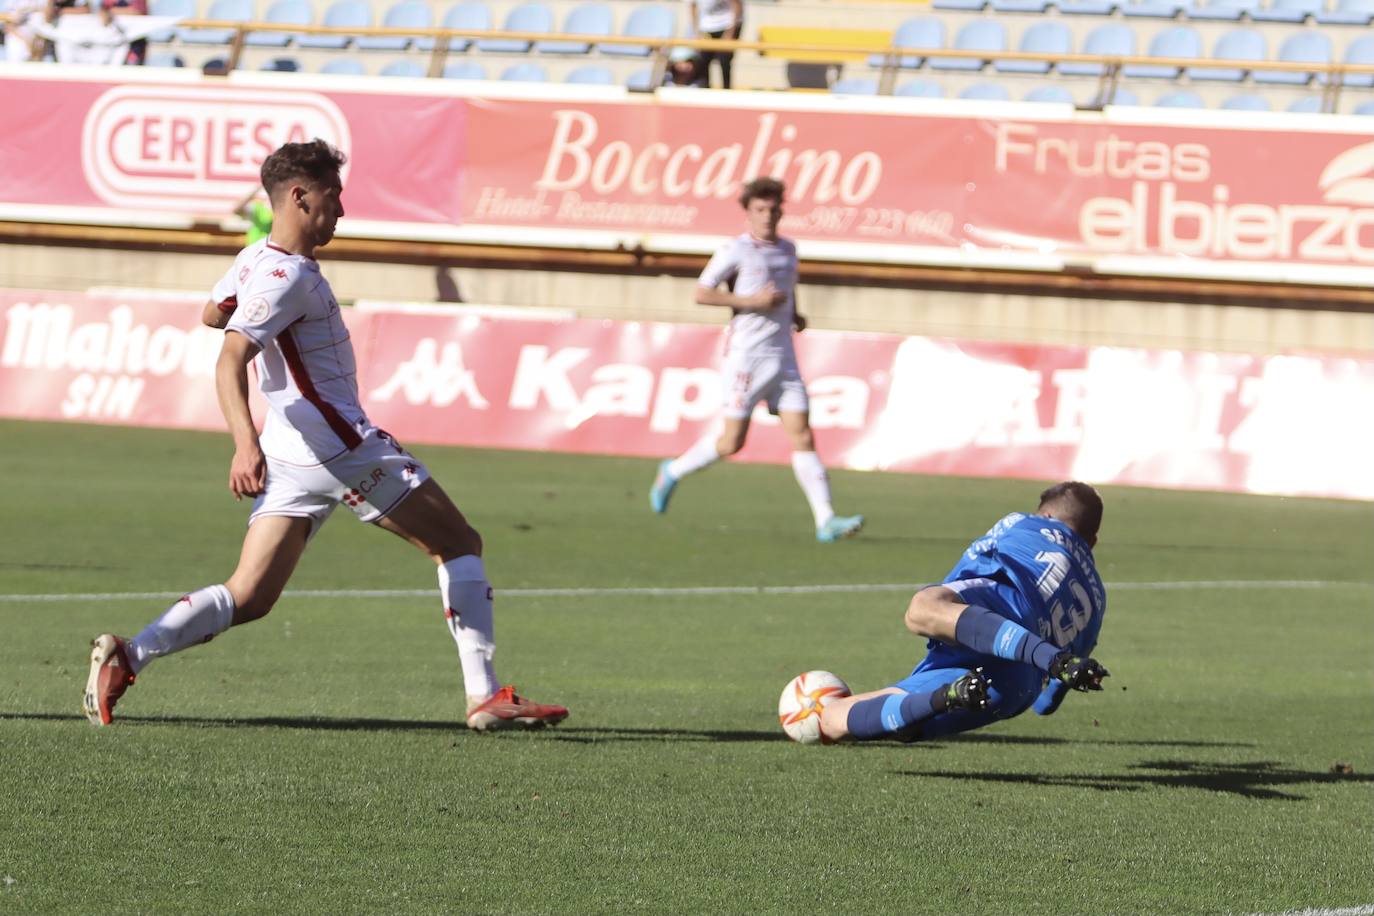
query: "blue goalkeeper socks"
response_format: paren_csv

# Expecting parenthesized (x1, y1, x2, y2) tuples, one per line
(954, 604, 1062, 672)
(846, 689, 950, 742)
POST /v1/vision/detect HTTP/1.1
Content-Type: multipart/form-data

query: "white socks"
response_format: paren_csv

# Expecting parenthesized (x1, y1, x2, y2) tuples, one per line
(438, 555, 500, 706)
(127, 584, 236, 674)
(791, 451, 835, 527)
(666, 435, 722, 480)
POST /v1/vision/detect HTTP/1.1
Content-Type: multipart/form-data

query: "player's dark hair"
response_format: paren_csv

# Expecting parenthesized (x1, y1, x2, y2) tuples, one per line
(739, 177, 785, 209)
(1038, 481, 1104, 543)
(260, 139, 347, 201)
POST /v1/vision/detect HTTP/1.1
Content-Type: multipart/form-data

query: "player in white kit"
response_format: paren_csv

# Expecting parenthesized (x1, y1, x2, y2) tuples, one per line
(83, 140, 567, 731)
(649, 178, 864, 542)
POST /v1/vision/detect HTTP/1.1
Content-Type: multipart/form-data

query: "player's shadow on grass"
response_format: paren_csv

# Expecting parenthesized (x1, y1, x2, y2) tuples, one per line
(897, 759, 1371, 801)
(947, 733, 1259, 749)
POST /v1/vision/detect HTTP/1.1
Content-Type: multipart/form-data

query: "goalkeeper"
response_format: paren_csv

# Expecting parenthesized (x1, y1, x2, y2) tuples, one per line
(819, 481, 1112, 743)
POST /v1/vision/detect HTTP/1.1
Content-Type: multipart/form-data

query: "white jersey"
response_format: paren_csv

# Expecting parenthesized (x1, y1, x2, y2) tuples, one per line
(689, 0, 737, 32)
(698, 233, 798, 357)
(212, 239, 367, 466)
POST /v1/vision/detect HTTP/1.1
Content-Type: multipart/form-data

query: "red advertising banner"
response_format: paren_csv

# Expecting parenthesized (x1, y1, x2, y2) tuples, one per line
(3, 289, 1370, 501)
(4, 70, 1374, 282)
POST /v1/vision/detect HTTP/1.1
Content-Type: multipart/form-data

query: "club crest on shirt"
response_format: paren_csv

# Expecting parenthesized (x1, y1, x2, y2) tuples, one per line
(243, 296, 271, 324)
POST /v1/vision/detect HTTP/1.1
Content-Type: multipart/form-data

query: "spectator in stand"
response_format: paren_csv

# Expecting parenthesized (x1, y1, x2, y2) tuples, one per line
(665, 46, 707, 87)
(233, 184, 274, 245)
(687, 0, 741, 88)
(97, 0, 147, 65)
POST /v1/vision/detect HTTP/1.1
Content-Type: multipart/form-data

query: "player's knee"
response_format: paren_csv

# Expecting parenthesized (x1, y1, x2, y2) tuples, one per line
(716, 434, 744, 457)
(435, 522, 482, 563)
(903, 589, 940, 637)
(225, 584, 278, 624)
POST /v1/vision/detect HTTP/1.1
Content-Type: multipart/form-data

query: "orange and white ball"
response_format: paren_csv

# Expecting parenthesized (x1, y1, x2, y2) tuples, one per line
(778, 670, 851, 744)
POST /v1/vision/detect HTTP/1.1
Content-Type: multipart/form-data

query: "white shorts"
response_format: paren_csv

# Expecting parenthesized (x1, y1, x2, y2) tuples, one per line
(721, 350, 809, 419)
(249, 428, 431, 535)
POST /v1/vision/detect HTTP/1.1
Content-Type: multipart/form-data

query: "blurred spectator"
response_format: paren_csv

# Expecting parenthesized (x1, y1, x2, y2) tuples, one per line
(202, 56, 229, 74)
(687, 0, 741, 88)
(233, 185, 274, 244)
(99, 0, 148, 65)
(1, 0, 51, 61)
(665, 46, 707, 87)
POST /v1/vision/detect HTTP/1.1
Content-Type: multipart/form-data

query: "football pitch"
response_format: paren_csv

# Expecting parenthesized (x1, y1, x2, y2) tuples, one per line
(2, 418, 1371, 915)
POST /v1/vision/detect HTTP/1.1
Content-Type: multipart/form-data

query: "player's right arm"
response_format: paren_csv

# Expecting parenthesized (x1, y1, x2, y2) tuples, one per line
(694, 242, 784, 311)
(216, 330, 265, 500)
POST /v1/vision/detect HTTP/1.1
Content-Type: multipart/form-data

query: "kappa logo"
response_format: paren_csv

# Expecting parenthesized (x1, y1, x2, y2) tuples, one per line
(270, 269, 288, 279)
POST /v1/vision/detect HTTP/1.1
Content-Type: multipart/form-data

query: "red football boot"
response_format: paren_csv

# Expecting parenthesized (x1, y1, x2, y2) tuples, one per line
(83, 634, 135, 726)
(466, 685, 568, 732)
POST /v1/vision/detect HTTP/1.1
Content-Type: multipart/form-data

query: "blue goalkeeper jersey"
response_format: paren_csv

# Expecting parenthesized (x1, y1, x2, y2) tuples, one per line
(944, 512, 1107, 658)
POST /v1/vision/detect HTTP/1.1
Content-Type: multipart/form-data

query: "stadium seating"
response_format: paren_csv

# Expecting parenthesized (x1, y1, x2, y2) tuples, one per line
(1341, 34, 1374, 86)
(297, 0, 371, 49)
(895, 78, 945, 96)
(145, 51, 185, 66)
(1025, 83, 1075, 101)
(930, 19, 1006, 70)
(1252, 0, 1323, 22)
(500, 61, 549, 80)
(1120, 0, 1189, 20)
(1317, 0, 1374, 24)
(320, 56, 366, 74)
(830, 77, 880, 94)
(1221, 92, 1272, 108)
(869, 16, 945, 69)
(148, 0, 192, 42)
(245, 0, 311, 48)
(443, 60, 488, 78)
(1155, 88, 1206, 106)
(379, 59, 426, 76)
(565, 63, 615, 83)
(260, 56, 300, 70)
(477, 2, 553, 53)
(358, 1, 432, 51)
(1123, 26, 1202, 78)
(437, 2, 491, 52)
(1058, 22, 1135, 76)
(960, 81, 1011, 99)
(625, 67, 655, 89)
(1187, 0, 1262, 22)
(1287, 94, 1323, 111)
(601, 4, 674, 57)
(995, 20, 1070, 74)
(178, 0, 249, 44)
(1355, 99, 1374, 113)
(1253, 30, 1331, 84)
(1188, 28, 1266, 81)
(536, 3, 613, 54)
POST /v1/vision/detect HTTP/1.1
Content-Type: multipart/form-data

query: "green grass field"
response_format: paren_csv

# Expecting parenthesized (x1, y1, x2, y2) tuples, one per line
(2, 418, 1371, 915)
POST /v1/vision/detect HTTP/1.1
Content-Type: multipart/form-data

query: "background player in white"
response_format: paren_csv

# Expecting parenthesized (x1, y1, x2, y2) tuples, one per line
(83, 140, 568, 732)
(649, 177, 864, 543)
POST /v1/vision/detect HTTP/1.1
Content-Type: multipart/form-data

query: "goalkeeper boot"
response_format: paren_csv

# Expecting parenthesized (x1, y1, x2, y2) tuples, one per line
(649, 460, 678, 514)
(1050, 653, 1110, 692)
(816, 514, 864, 543)
(83, 634, 135, 726)
(467, 685, 569, 732)
(945, 668, 992, 712)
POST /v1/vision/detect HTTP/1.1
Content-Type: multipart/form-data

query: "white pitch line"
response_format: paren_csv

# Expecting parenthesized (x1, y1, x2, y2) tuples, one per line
(1242, 906, 1374, 916)
(0, 580, 1368, 604)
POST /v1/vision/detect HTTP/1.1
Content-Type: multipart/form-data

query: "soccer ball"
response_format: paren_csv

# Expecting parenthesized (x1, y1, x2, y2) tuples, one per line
(778, 670, 851, 745)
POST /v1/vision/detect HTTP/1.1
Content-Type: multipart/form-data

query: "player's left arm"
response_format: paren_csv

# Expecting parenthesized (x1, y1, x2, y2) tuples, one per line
(202, 297, 235, 329)
(791, 286, 807, 332)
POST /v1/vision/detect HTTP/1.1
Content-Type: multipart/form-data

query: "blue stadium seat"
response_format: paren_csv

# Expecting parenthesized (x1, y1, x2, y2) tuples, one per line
(179, 0, 251, 45)
(438, 3, 492, 52)
(320, 57, 366, 74)
(1188, 27, 1265, 81)
(246, 0, 312, 47)
(443, 60, 487, 78)
(477, 3, 553, 52)
(933, 0, 987, 9)
(145, 51, 185, 66)
(1123, 25, 1201, 78)
(602, 5, 674, 57)
(1341, 34, 1374, 86)
(260, 56, 301, 71)
(1186, 0, 1261, 19)
(1120, 0, 1187, 18)
(1254, 31, 1332, 84)
(1057, 0, 1116, 14)
(625, 67, 655, 89)
(990, 0, 1048, 10)
(297, 0, 371, 49)
(959, 81, 1011, 100)
(895, 79, 945, 96)
(565, 63, 615, 83)
(931, 19, 1006, 70)
(1287, 95, 1323, 112)
(148, 0, 193, 42)
(537, 3, 612, 54)
(868, 16, 945, 69)
(501, 61, 549, 81)
(1354, 99, 1374, 114)
(830, 77, 880, 94)
(1220, 93, 1271, 109)
(379, 59, 426, 77)
(358, 1, 432, 51)
(1104, 86, 1140, 104)
(1316, 0, 1374, 23)
(1252, 0, 1323, 21)
(997, 21, 1070, 74)
(1025, 84, 1075, 102)
(1058, 23, 1135, 76)
(1155, 89, 1205, 106)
